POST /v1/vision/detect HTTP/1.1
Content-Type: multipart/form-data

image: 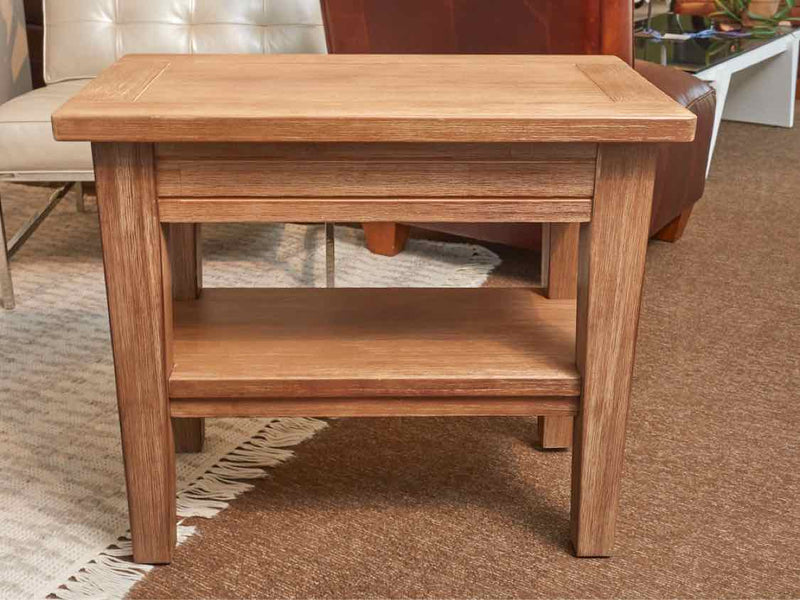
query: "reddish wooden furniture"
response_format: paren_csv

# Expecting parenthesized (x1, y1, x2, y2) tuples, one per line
(321, 0, 715, 282)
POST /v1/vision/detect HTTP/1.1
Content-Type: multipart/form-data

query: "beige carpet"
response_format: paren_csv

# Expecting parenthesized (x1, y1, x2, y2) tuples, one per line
(126, 118, 800, 598)
(0, 190, 499, 599)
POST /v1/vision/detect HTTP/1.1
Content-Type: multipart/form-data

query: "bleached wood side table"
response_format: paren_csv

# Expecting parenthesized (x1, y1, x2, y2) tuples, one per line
(52, 54, 695, 564)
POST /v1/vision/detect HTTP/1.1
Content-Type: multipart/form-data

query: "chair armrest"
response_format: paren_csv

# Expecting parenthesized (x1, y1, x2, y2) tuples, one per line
(0, 0, 33, 105)
(635, 60, 717, 234)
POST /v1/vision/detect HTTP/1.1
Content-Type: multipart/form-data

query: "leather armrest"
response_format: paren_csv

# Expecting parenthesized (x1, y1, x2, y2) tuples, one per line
(635, 60, 716, 234)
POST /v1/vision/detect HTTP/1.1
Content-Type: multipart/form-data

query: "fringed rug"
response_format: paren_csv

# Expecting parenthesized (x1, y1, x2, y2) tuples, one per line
(0, 183, 499, 599)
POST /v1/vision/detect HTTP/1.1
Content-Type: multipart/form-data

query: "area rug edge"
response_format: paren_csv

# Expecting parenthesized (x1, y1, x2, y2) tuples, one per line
(40, 418, 328, 599)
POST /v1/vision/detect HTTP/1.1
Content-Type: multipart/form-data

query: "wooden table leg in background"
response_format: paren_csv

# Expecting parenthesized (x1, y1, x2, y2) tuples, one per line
(93, 142, 176, 564)
(362, 222, 411, 256)
(538, 222, 580, 449)
(167, 223, 205, 453)
(571, 143, 658, 557)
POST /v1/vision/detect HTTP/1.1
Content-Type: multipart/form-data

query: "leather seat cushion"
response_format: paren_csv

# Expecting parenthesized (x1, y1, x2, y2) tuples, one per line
(0, 80, 92, 175)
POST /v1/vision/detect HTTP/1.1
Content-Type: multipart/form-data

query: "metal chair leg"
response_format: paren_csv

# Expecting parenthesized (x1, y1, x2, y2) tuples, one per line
(326, 222, 335, 288)
(0, 182, 74, 309)
(7, 183, 73, 257)
(0, 192, 15, 310)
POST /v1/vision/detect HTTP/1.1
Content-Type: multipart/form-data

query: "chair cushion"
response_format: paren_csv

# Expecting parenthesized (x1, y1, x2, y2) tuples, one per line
(0, 80, 93, 176)
(43, 0, 328, 84)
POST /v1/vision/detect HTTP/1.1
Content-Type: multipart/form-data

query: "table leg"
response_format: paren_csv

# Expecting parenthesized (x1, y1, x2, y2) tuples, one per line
(93, 142, 176, 564)
(167, 223, 205, 453)
(538, 223, 579, 449)
(542, 223, 579, 300)
(571, 143, 657, 557)
(363, 222, 410, 256)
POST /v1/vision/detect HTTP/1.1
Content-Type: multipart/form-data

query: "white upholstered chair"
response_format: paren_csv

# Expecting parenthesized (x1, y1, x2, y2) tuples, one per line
(0, 0, 327, 308)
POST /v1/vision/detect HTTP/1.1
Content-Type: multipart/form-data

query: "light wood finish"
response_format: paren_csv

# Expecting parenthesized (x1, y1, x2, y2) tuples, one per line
(539, 222, 580, 450)
(166, 223, 202, 301)
(571, 143, 658, 557)
(158, 197, 591, 224)
(171, 396, 579, 419)
(92, 142, 175, 564)
(170, 288, 580, 400)
(654, 206, 694, 242)
(542, 223, 580, 300)
(155, 142, 594, 224)
(155, 143, 596, 199)
(58, 55, 691, 563)
(166, 223, 205, 453)
(537, 416, 575, 450)
(156, 142, 598, 161)
(52, 55, 696, 144)
(363, 223, 410, 256)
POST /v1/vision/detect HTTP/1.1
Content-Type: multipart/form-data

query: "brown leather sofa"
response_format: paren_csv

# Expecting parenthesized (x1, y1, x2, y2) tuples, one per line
(321, 0, 716, 255)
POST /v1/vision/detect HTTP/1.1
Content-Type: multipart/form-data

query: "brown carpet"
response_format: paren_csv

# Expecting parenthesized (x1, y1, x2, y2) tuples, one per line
(124, 118, 800, 598)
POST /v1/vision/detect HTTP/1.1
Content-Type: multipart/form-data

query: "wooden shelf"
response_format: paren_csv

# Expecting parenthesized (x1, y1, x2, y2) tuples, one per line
(169, 288, 580, 409)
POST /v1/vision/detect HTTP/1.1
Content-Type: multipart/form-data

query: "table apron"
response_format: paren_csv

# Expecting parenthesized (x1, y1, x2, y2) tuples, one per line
(153, 141, 598, 223)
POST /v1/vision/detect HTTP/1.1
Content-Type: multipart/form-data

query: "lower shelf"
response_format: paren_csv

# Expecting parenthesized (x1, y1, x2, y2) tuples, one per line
(169, 288, 580, 405)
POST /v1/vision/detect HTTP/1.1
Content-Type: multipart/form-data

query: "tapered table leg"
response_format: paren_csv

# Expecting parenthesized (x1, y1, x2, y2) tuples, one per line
(538, 222, 580, 449)
(167, 223, 205, 453)
(93, 142, 176, 564)
(571, 143, 658, 557)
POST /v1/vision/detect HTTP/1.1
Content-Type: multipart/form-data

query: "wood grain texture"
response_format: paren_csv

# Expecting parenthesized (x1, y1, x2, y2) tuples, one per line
(577, 62, 668, 104)
(157, 197, 592, 224)
(155, 142, 598, 161)
(542, 223, 580, 300)
(155, 142, 596, 200)
(362, 223, 410, 256)
(166, 223, 204, 453)
(172, 417, 204, 454)
(92, 142, 175, 564)
(76, 58, 171, 102)
(539, 222, 581, 451)
(537, 416, 575, 449)
(52, 55, 696, 143)
(171, 396, 579, 418)
(169, 288, 580, 400)
(166, 223, 202, 301)
(570, 143, 658, 557)
(155, 157, 596, 199)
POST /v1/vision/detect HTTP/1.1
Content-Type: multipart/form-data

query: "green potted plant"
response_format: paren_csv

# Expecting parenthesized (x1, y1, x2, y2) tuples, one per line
(712, 0, 799, 34)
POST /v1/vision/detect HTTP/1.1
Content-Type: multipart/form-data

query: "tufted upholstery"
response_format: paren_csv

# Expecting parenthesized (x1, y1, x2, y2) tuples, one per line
(0, 0, 326, 177)
(43, 0, 327, 84)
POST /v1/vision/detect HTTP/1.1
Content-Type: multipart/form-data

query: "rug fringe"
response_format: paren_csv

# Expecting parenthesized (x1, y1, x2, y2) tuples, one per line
(177, 418, 328, 519)
(49, 418, 327, 599)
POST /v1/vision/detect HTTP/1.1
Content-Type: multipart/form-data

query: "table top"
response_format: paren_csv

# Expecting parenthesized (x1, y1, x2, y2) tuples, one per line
(636, 13, 796, 73)
(52, 54, 695, 144)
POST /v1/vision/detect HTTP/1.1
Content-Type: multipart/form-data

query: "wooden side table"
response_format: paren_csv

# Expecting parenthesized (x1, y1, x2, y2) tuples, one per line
(52, 54, 695, 564)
